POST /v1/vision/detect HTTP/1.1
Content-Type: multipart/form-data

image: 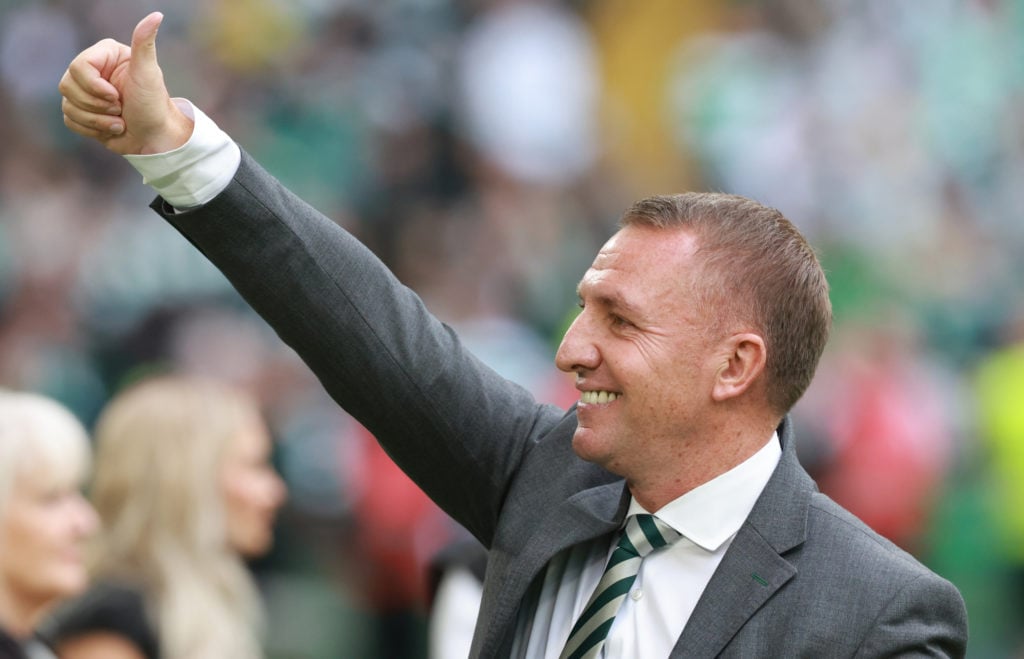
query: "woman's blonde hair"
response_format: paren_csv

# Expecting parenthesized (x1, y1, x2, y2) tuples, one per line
(0, 390, 91, 517)
(88, 375, 265, 658)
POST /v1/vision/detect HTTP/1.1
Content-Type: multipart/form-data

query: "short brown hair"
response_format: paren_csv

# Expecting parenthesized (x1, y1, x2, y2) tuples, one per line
(621, 193, 831, 414)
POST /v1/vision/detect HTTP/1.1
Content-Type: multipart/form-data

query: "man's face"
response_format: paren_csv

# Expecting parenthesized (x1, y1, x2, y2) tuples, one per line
(555, 224, 723, 480)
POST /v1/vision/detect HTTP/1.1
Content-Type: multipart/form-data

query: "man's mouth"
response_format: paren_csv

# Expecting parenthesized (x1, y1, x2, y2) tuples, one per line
(580, 390, 619, 404)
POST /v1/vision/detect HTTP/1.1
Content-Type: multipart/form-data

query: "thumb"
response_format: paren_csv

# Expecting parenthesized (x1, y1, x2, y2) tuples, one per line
(129, 12, 165, 85)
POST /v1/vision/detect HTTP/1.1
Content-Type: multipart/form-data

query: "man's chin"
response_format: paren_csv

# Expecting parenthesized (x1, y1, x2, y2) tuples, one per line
(570, 429, 619, 472)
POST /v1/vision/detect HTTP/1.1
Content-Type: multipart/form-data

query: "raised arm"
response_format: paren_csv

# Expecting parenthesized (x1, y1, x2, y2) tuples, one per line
(57, 12, 568, 545)
(58, 11, 191, 155)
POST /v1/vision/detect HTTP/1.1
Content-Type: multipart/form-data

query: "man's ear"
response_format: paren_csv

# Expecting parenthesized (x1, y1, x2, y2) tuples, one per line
(711, 333, 767, 402)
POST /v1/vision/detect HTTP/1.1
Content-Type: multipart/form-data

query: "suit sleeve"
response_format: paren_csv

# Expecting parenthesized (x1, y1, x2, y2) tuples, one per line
(853, 571, 969, 658)
(155, 150, 565, 544)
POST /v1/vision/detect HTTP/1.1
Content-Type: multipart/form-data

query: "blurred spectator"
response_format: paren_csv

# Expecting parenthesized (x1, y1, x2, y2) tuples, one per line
(974, 310, 1024, 651)
(0, 390, 96, 659)
(455, 1, 599, 187)
(798, 315, 960, 553)
(0, 1, 82, 144)
(43, 375, 286, 659)
(345, 424, 453, 659)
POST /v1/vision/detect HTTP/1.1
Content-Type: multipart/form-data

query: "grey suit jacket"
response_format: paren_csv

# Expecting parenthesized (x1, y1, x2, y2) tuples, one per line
(158, 151, 968, 658)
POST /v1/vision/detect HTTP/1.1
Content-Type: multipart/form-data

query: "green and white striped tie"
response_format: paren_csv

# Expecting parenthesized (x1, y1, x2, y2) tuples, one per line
(559, 514, 682, 659)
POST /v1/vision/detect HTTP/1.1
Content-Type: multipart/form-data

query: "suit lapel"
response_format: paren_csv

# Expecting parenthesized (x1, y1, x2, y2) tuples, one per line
(672, 524, 797, 657)
(517, 478, 630, 589)
(672, 417, 814, 658)
(476, 479, 630, 657)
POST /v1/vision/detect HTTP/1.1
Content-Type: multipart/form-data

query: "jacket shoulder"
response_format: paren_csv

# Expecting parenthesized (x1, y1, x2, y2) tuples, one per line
(806, 491, 931, 575)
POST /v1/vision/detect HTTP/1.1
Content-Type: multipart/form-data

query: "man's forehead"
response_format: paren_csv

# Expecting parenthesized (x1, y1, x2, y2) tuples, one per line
(579, 248, 623, 289)
(590, 227, 643, 267)
(576, 250, 645, 307)
(589, 226, 698, 274)
(591, 244, 621, 269)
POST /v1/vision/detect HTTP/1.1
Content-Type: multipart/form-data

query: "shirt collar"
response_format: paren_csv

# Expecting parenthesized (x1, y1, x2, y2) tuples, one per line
(626, 432, 781, 552)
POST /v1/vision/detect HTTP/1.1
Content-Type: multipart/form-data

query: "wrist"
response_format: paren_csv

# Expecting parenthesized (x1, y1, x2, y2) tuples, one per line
(139, 101, 194, 155)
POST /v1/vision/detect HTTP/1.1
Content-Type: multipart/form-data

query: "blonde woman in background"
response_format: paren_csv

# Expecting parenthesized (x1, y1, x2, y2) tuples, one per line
(44, 375, 287, 659)
(0, 391, 97, 659)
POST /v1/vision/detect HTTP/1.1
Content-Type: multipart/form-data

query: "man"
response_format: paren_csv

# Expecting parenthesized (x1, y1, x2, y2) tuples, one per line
(59, 12, 968, 658)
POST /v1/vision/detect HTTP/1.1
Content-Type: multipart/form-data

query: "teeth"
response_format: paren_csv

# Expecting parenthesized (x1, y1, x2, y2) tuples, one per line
(581, 391, 618, 404)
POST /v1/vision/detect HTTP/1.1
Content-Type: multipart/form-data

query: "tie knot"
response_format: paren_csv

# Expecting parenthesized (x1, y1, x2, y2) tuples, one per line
(618, 514, 682, 558)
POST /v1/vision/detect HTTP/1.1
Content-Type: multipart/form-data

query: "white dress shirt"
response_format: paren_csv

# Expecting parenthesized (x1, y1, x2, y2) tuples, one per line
(512, 433, 781, 659)
(125, 113, 783, 659)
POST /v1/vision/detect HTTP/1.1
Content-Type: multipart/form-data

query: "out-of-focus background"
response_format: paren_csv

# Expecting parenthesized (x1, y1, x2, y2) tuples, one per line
(2, 0, 1022, 656)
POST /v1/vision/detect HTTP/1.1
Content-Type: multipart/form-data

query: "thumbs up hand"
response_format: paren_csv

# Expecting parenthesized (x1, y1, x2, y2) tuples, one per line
(59, 12, 193, 155)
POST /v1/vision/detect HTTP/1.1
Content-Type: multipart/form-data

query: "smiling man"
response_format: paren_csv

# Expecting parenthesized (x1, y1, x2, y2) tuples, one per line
(557, 207, 798, 512)
(58, 12, 968, 658)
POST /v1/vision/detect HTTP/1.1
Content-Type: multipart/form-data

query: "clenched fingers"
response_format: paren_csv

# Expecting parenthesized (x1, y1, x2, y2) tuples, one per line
(58, 40, 130, 107)
(61, 96, 124, 139)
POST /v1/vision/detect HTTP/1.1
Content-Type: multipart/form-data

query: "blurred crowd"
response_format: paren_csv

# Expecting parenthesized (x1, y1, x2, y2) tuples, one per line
(1, 0, 1023, 656)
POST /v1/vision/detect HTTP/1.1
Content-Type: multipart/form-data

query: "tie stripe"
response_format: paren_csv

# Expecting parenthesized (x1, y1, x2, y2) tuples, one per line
(559, 514, 681, 659)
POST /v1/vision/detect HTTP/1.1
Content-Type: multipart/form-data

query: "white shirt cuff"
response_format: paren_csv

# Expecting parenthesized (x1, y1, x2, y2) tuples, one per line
(124, 98, 241, 209)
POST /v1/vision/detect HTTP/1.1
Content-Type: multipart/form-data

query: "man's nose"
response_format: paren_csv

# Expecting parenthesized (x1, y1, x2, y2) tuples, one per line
(555, 312, 600, 374)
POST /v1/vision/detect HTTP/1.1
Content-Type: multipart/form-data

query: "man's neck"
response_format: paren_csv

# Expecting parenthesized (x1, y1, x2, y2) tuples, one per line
(627, 417, 779, 511)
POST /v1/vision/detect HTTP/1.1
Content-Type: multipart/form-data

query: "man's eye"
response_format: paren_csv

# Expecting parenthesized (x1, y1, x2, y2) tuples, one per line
(611, 314, 631, 327)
